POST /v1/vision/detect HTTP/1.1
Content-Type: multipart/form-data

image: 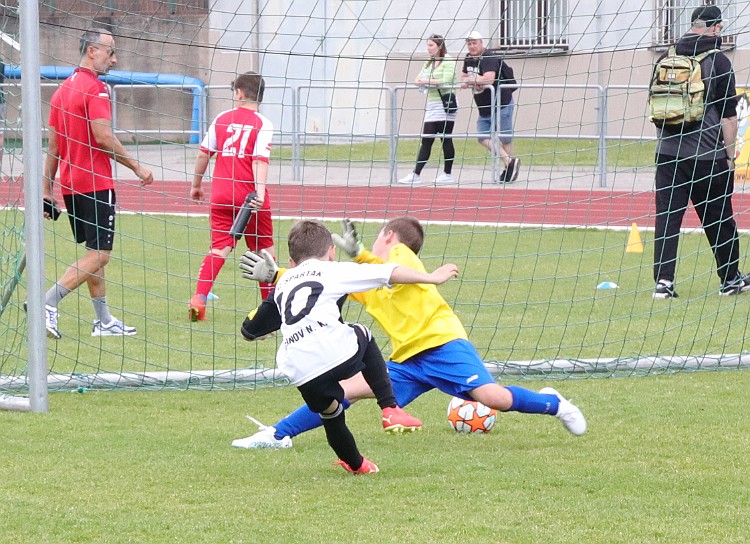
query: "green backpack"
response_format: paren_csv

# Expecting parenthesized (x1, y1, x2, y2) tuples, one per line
(648, 46, 719, 127)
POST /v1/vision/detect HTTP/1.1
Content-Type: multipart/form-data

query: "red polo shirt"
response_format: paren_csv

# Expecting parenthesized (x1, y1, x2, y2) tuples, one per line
(48, 67, 114, 195)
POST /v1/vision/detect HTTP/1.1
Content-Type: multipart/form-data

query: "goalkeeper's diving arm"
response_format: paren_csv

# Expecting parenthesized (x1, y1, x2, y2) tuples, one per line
(240, 291, 348, 341)
(240, 294, 281, 341)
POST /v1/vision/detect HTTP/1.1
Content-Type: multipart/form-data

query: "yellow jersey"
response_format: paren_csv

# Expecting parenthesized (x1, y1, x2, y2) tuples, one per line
(350, 244, 467, 363)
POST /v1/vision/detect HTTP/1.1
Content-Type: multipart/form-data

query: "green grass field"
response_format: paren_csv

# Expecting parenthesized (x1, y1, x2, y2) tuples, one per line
(2, 212, 747, 384)
(3, 371, 749, 543)
(270, 137, 657, 168)
(3, 179, 750, 542)
(12, 214, 746, 384)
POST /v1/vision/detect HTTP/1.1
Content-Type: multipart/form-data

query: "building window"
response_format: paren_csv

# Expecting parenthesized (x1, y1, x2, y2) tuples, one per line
(655, 0, 735, 47)
(498, 0, 568, 48)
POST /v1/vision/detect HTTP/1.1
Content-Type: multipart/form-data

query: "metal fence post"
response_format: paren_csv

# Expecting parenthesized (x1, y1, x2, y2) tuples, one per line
(292, 85, 300, 181)
(389, 86, 398, 185)
(490, 85, 499, 184)
(597, 85, 608, 188)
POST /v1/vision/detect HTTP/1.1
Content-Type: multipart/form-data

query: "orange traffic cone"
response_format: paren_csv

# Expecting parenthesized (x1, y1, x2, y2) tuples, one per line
(626, 222, 644, 253)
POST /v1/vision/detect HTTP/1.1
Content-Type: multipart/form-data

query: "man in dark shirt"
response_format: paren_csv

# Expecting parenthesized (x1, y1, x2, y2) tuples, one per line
(461, 31, 519, 183)
(652, 6, 747, 298)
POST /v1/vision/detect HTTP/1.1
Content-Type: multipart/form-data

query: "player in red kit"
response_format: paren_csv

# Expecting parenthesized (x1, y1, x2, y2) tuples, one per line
(189, 71, 275, 321)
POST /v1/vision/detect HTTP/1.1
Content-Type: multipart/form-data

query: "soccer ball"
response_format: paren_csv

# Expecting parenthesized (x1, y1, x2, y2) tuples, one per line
(447, 397, 497, 434)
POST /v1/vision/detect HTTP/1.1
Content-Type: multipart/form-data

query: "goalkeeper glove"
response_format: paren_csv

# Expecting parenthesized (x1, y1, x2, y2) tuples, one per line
(331, 219, 364, 258)
(239, 249, 279, 283)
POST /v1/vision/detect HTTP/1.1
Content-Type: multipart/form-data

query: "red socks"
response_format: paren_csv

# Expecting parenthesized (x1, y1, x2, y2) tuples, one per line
(195, 253, 226, 298)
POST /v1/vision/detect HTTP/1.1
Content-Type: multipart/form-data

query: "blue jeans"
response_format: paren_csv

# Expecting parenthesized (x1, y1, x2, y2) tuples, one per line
(477, 100, 514, 144)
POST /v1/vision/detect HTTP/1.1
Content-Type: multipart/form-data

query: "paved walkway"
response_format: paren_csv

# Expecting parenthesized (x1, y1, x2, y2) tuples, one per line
(3, 143, 749, 195)
(125, 144, 661, 193)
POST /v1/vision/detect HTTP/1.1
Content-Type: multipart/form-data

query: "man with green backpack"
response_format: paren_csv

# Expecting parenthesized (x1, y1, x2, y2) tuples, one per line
(648, 5, 746, 298)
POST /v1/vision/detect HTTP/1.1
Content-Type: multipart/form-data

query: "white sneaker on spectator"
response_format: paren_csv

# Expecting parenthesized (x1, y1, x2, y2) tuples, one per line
(92, 318, 137, 337)
(434, 172, 455, 184)
(396, 173, 421, 185)
(232, 418, 293, 449)
(45, 305, 62, 339)
(540, 387, 587, 435)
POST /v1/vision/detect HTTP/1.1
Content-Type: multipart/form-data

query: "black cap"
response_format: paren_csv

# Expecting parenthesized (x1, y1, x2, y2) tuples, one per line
(691, 5, 722, 26)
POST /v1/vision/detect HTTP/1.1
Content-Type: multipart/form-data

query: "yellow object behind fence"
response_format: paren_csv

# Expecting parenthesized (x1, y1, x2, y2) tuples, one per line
(626, 222, 644, 253)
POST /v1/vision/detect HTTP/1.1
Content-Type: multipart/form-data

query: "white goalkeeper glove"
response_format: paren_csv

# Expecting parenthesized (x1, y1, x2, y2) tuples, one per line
(239, 249, 278, 283)
(331, 219, 364, 258)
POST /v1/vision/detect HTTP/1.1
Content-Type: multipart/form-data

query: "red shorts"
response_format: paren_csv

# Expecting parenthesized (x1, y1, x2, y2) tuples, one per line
(209, 193, 274, 252)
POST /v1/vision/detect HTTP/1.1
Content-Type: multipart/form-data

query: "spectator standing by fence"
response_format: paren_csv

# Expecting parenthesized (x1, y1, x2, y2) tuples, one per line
(461, 31, 519, 183)
(397, 34, 458, 185)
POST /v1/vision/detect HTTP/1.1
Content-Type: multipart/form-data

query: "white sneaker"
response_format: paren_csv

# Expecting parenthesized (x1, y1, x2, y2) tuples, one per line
(396, 173, 421, 185)
(45, 304, 62, 339)
(435, 172, 455, 184)
(232, 416, 293, 449)
(540, 387, 587, 436)
(92, 318, 137, 337)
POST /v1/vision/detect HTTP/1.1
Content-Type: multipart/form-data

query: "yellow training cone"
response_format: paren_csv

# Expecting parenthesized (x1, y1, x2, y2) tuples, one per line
(626, 222, 644, 253)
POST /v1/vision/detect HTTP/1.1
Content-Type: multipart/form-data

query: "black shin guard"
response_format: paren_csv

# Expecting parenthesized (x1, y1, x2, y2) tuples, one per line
(360, 336, 396, 409)
(321, 405, 363, 470)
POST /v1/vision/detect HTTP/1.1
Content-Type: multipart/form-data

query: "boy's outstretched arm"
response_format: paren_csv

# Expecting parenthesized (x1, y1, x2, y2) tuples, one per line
(390, 263, 459, 286)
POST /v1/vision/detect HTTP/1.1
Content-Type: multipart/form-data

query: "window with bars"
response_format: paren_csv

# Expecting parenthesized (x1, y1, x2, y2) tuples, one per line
(498, 0, 569, 48)
(654, 0, 735, 47)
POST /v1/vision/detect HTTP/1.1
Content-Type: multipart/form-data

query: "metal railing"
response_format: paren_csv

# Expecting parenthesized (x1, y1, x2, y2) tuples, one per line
(203, 81, 635, 187)
(5, 80, 664, 187)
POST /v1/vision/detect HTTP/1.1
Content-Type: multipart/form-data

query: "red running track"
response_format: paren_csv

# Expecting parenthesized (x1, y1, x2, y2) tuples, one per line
(4, 177, 750, 229)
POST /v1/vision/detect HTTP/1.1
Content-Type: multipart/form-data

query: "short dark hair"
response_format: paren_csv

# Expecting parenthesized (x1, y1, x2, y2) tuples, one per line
(691, 5, 722, 27)
(288, 220, 333, 263)
(383, 216, 424, 255)
(80, 28, 112, 57)
(428, 34, 448, 58)
(231, 71, 265, 103)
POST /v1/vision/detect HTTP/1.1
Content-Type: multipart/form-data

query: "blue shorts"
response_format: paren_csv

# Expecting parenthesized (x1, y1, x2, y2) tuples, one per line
(476, 100, 514, 145)
(387, 339, 496, 407)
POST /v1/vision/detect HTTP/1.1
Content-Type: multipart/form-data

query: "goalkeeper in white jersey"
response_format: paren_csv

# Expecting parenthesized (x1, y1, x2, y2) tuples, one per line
(266, 219, 458, 474)
(235, 216, 586, 454)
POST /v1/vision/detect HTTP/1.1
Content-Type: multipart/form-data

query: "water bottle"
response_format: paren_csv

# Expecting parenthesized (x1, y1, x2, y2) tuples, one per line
(229, 191, 258, 240)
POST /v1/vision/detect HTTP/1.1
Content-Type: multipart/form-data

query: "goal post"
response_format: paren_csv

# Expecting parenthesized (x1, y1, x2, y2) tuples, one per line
(20, 0, 48, 412)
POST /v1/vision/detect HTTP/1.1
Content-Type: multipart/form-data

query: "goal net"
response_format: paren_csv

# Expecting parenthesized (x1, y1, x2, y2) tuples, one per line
(2, 0, 750, 397)
(0, 17, 30, 407)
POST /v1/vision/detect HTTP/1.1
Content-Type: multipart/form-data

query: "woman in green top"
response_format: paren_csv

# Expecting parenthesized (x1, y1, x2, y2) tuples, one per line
(397, 34, 457, 185)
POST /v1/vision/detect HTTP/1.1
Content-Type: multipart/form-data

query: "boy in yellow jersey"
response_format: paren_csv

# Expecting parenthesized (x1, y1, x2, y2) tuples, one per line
(232, 216, 586, 449)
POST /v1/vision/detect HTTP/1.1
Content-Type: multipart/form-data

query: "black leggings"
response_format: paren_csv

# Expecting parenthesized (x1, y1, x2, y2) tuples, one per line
(414, 121, 455, 175)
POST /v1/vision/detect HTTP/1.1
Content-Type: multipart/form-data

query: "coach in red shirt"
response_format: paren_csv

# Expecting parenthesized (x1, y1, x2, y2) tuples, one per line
(42, 28, 153, 339)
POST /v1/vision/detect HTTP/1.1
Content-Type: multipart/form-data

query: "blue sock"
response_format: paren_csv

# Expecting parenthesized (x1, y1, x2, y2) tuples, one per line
(273, 398, 352, 439)
(505, 385, 559, 415)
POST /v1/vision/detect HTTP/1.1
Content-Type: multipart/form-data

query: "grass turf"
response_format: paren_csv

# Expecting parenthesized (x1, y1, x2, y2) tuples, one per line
(16, 215, 748, 381)
(270, 137, 657, 168)
(2, 371, 749, 543)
